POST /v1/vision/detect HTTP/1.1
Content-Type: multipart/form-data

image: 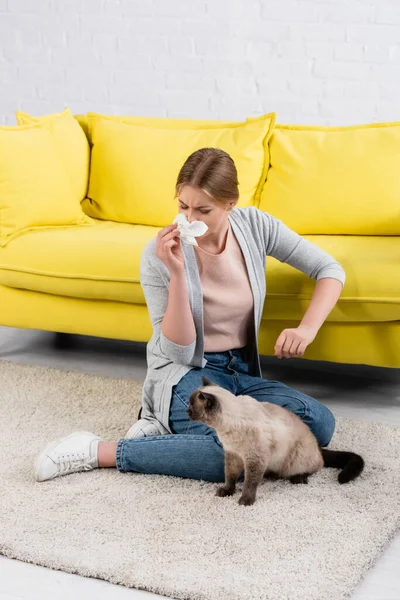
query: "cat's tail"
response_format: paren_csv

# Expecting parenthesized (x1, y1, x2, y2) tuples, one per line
(320, 449, 364, 484)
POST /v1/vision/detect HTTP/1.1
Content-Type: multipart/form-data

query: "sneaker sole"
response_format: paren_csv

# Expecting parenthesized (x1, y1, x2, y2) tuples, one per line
(34, 430, 98, 482)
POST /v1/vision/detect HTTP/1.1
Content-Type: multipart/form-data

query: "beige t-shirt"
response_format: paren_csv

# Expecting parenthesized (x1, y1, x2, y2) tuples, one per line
(194, 223, 254, 352)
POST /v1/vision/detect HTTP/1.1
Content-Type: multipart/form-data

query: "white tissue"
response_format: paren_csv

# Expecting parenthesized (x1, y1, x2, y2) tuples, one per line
(173, 213, 208, 246)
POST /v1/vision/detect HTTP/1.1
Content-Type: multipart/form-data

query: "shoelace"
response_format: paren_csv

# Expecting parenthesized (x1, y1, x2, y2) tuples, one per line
(56, 452, 95, 473)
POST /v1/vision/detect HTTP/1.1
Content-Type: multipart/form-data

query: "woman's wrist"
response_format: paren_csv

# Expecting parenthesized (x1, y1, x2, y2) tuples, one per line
(170, 268, 185, 281)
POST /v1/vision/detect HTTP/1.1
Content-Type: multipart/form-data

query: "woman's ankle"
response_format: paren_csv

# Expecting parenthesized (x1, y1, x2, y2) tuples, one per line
(98, 442, 118, 468)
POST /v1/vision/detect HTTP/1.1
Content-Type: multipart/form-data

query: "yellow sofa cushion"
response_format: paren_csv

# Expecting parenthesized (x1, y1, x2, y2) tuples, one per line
(0, 219, 154, 303)
(259, 122, 400, 234)
(0, 121, 90, 247)
(16, 107, 90, 203)
(75, 112, 248, 145)
(74, 114, 90, 139)
(0, 221, 398, 322)
(264, 233, 400, 322)
(85, 113, 276, 226)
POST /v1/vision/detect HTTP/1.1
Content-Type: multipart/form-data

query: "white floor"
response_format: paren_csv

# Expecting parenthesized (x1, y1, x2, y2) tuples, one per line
(0, 327, 399, 600)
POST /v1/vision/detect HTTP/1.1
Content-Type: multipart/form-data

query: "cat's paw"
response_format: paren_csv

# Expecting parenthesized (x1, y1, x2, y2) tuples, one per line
(216, 486, 235, 497)
(238, 493, 256, 506)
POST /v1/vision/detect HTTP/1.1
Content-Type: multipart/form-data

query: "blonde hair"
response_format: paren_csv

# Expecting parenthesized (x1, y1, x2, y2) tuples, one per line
(175, 147, 239, 209)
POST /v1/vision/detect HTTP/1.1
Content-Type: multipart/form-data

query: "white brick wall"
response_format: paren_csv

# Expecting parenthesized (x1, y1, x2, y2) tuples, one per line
(1, 0, 400, 125)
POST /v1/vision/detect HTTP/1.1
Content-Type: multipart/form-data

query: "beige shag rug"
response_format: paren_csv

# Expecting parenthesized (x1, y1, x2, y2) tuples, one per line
(0, 360, 399, 600)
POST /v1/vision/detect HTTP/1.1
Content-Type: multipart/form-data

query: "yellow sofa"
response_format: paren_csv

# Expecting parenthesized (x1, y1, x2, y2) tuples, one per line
(0, 110, 399, 368)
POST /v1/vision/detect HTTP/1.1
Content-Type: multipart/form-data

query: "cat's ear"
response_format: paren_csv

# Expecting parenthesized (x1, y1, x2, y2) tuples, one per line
(200, 391, 217, 410)
(201, 376, 214, 387)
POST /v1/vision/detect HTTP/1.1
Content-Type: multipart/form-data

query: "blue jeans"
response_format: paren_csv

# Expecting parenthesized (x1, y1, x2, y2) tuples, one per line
(115, 348, 335, 482)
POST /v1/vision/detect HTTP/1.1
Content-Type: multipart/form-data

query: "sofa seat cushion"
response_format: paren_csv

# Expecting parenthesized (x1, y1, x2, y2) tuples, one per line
(0, 219, 156, 303)
(264, 235, 400, 322)
(0, 223, 398, 322)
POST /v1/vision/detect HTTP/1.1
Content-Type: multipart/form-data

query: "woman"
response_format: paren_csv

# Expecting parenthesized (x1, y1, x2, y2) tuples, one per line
(34, 148, 345, 483)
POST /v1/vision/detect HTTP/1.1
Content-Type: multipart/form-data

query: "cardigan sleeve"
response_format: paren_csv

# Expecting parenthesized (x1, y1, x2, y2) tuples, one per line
(257, 208, 346, 287)
(140, 241, 197, 366)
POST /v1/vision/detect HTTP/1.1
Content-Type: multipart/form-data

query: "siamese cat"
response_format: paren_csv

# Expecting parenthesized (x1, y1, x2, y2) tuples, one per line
(188, 377, 364, 506)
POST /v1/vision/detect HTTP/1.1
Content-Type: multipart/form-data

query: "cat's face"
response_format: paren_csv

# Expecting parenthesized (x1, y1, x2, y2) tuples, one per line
(187, 376, 222, 426)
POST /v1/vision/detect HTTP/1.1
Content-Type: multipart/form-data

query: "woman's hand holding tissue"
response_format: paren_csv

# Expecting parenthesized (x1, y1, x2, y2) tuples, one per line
(156, 223, 185, 276)
(156, 214, 209, 276)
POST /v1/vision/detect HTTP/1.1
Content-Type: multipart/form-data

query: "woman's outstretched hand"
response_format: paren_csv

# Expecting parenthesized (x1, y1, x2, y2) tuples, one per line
(274, 325, 318, 359)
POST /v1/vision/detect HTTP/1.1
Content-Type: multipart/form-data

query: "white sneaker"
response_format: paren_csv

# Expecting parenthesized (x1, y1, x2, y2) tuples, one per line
(34, 431, 103, 482)
(124, 418, 163, 439)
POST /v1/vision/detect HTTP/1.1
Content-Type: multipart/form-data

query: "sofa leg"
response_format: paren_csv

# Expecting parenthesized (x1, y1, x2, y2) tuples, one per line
(54, 332, 75, 350)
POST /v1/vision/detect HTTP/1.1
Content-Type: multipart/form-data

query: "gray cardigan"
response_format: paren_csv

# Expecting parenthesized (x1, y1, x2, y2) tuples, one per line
(139, 206, 346, 435)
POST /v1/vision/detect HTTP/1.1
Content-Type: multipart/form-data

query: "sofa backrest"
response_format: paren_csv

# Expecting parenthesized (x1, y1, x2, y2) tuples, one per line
(259, 122, 400, 235)
(76, 112, 275, 227)
(74, 114, 400, 234)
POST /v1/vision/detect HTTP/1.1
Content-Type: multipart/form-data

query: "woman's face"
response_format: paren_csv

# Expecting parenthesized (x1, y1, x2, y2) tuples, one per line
(177, 185, 236, 241)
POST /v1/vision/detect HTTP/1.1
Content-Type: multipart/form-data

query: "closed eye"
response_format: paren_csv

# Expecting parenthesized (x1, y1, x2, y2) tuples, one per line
(179, 203, 211, 215)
